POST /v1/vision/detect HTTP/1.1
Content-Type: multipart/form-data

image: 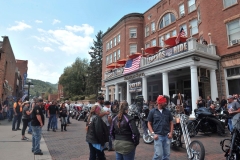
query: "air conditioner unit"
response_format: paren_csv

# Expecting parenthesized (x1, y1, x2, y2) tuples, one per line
(180, 13, 185, 17)
(231, 39, 239, 45)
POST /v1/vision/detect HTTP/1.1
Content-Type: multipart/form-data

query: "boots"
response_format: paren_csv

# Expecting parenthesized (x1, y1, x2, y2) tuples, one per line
(61, 125, 63, 132)
(64, 124, 67, 131)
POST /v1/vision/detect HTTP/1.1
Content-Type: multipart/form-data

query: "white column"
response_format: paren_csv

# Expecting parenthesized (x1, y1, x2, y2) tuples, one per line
(142, 76, 148, 102)
(119, 87, 122, 102)
(210, 69, 218, 101)
(127, 81, 131, 104)
(115, 83, 119, 101)
(105, 86, 109, 101)
(190, 66, 199, 118)
(162, 72, 169, 96)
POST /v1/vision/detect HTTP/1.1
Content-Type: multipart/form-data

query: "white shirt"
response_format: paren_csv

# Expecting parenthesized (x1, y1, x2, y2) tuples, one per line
(102, 106, 111, 126)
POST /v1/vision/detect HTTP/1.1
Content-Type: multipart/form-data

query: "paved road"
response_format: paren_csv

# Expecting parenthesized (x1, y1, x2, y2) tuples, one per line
(42, 118, 228, 160)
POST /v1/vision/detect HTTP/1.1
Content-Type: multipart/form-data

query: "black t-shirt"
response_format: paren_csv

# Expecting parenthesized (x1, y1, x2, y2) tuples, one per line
(31, 105, 45, 126)
(48, 105, 58, 115)
(60, 107, 67, 117)
(221, 99, 227, 108)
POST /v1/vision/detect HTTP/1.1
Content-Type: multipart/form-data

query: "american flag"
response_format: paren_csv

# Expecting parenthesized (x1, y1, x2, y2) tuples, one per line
(175, 28, 186, 44)
(123, 56, 142, 75)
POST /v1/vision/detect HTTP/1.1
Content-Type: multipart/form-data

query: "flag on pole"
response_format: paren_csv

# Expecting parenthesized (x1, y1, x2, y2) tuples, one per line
(22, 94, 28, 101)
(123, 56, 142, 75)
(175, 28, 186, 44)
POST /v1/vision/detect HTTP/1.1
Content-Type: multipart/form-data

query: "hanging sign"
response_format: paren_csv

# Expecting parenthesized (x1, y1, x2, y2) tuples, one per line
(129, 81, 142, 93)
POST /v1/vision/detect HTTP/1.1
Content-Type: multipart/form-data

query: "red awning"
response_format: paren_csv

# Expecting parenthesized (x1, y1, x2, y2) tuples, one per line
(164, 36, 187, 46)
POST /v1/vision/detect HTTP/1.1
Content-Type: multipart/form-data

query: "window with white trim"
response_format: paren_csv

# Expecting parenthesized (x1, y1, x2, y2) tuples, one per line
(223, 0, 237, 8)
(179, 4, 185, 17)
(197, 7, 201, 22)
(151, 22, 155, 32)
(129, 28, 137, 38)
(130, 44, 137, 54)
(180, 24, 188, 36)
(159, 36, 164, 47)
(159, 13, 176, 29)
(114, 37, 117, 46)
(172, 30, 177, 36)
(145, 26, 150, 37)
(106, 43, 109, 50)
(151, 39, 156, 46)
(145, 43, 150, 49)
(165, 33, 170, 40)
(117, 34, 120, 43)
(106, 56, 109, 65)
(227, 19, 240, 45)
(110, 40, 112, 48)
(113, 52, 116, 62)
(109, 54, 112, 64)
(117, 49, 120, 60)
(190, 19, 198, 35)
(188, 0, 196, 13)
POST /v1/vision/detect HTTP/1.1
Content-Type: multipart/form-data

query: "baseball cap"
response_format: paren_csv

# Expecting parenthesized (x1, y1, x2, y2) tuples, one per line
(227, 95, 234, 99)
(157, 95, 167, 104)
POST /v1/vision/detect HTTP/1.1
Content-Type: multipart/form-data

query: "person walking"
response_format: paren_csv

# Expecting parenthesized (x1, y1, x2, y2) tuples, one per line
(59, 103, 68, 131)
(21, 101, 33, 140)
(148, 95, 174, 160)
(47, 100, 58, 132)
(12, 98, 23, 131)
(31, 99, 44, 155)
(65, 100, 71, 124)
(110, 101, 140, 160)
(86, 105, 109, 160)
(8, 98, 14, 121)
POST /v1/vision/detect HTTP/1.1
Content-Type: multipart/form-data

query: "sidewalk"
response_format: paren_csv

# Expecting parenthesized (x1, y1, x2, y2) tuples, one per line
(0, 119, 52, 160)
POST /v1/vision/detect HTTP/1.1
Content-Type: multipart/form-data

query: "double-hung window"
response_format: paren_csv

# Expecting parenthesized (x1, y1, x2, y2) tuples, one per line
(145, 26, 150, 37)
(130, 44, 137, 54)
(117, 49, 120, 60)
(151, 39, 156, 46)
(179, 4, 185, 17)
(151, 22, 155, 33)
(130, 28, 137, 38)
(227, 19, 240, 45)
(188, 0, 196, 13)
(223, 0, 237, 8)
(113, 52, 116, 62)
(159, 36, 164, 47)
(180, 24, 188, 36)
(190, 19, 198, 35)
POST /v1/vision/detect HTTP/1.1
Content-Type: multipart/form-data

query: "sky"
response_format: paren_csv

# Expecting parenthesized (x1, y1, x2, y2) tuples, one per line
(0, 0, 159, 84)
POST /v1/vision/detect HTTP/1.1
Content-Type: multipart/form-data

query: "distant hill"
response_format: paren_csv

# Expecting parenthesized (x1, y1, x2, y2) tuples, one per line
(28, 79, 58, 98)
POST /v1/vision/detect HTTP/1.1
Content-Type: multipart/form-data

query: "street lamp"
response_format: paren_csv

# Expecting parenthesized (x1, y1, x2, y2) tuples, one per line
(24, 79, 34, 101)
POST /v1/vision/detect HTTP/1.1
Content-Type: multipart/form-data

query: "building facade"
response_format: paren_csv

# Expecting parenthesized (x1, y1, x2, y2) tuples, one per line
(102, 0, 240, 117)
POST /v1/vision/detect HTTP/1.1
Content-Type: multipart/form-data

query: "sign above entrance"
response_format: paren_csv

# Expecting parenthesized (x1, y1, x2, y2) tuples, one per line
(147, 42, 188, 65)
(105, 67, 124, 80)
(124, 72, 145, 81)
(129, 81, 142, 93)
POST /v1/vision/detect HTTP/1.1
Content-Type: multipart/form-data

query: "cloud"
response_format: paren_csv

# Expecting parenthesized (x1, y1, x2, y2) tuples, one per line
(65, 24, 94, 35)
(28, 60, 60, 83)
(34, 46, 55, 52)
(52, 19, 61, 25)
(7, 21, 32, 31)
(35, 20, 43, 23)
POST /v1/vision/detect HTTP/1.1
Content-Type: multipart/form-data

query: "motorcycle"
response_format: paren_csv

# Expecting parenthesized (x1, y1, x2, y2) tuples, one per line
(187, 107, 225, 137)
(220, 113, 240, 160)
(77, 105, 89, 121)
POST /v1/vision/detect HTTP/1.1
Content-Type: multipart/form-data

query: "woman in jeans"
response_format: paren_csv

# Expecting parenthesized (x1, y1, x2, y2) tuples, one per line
(59, 103, 68, 131)
(21, 101, 33, 140)
(110, 101, 140, 160)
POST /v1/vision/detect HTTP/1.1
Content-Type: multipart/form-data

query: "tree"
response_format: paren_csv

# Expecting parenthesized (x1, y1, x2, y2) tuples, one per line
(87, 30, 103, 99)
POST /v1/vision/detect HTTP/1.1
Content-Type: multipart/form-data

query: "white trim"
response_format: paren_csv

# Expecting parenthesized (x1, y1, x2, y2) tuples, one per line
(226, 75, 240, 80)
(224, 69, 229, 96)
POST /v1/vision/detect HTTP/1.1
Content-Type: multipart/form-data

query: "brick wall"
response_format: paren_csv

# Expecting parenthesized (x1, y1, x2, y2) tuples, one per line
(48, 94, 58, 101)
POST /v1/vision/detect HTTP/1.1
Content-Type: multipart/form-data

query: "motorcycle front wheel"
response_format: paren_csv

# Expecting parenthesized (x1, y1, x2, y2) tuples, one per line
(189, 140, 205, 160)
(143, 129, 154, 144)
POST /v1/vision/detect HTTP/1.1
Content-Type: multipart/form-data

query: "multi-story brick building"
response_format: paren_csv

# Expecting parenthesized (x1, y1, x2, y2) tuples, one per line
(15, 59, 28, 98)
(102, 0, 240, 117)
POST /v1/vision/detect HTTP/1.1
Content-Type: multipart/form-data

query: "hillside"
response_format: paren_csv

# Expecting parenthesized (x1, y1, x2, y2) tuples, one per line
(28, 79, 58, 97)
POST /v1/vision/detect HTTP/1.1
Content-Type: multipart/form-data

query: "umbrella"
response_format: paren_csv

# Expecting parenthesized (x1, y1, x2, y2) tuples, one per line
(116, 59, 127, 65)
(164, 36, 187, 46)
(145, 46, 162, 54)
(106, 63, 123, 69)
(129, 52, 146, 59)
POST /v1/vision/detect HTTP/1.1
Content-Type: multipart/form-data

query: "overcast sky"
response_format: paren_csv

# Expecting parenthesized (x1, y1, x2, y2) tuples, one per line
(0, 0, 159, 84)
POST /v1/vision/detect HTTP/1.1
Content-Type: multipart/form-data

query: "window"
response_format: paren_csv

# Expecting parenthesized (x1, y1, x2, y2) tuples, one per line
(106, 43, 109, 50)
(159, 36, 164, 47)
(129, 28, 137, 38)
(114, 37, 117, 46)
(117, 49, 120, 60)
(117, 34, 120, 43)
(151, 39, 156, 46)
(106, 56, 109, 65)
(109, 54, 112, 64)
(197, 7, 201, 22)
(145, 26, 150, 37)
(130, 44, 137, 54)
(180, 24, 188, 36)
(188, 0, 196, 13)
(179, 4, 185, 16)
(227, 67, 240, 77)
(227, 19, 240, 45)
(151, 22, 155, 32)
(110, 40, 112, 48)
(145, 43, 150, 49)
(113, 52, 116, 62)
(172, 30, 177, 36)
(190, 19, 198, 35)
(165, 33, 170, 40)
(159, 13, 176, 29)
(224, 0, 237, 8)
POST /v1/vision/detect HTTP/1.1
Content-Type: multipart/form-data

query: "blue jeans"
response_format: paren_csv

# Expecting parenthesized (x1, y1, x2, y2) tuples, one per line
(116, 147, 136, 160)
(32, 126, 42, 153)
(8, 108, 13, 121)
(152, 135, 170, 160)
(28, 121, 32, 133)
(48, 114, 56, 130)
(108, 126, 113, 149)
(12, 113, 22, 130)
(228, 119, 233, 132)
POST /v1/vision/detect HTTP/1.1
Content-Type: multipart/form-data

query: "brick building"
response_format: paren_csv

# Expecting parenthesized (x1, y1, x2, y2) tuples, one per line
(102, 0, 240, 117)
(15, 60, 28, 98)
(48, 93, 58, 101)
(57, 84, 64, 100)
(0, 36, 16, 100)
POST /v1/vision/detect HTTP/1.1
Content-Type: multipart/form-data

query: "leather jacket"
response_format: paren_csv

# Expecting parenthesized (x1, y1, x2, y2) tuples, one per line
(110, 113, 140, 146)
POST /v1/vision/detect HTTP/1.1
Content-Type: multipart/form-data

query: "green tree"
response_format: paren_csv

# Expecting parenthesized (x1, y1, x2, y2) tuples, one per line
(48, 88, 53, 94)
(87, 30, 103, 98)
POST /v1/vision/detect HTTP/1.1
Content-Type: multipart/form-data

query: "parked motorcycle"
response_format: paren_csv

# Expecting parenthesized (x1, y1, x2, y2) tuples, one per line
(220, 113, 240, 160)
(77, 105, 89, 121)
